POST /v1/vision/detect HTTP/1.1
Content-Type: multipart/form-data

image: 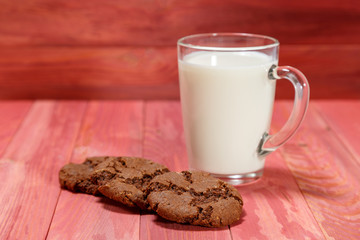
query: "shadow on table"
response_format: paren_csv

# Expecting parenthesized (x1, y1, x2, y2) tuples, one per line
(97, 196, 140, 215)
(235, 163, 302, 194)
(146, 208, 247, 231)
(98, 194, 246, 230)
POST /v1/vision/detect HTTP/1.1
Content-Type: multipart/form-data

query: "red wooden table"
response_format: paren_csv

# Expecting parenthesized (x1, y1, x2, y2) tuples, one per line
(0, 100, 359, 240)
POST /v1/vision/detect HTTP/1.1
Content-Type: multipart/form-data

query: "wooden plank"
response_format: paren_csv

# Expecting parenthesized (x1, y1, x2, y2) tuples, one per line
(229, 101, 325, 239)
(0, 45, 359, 100)
(278, 45, 360, 99)
(140, 101, 233, 239)
(0, 101, 32, 155)
(0, 0, 359, 46)
(47, 101, 144, 240)
(313, 100, 360, 162)
(0, 47, 178, 99)
(0, 101, 86, 240)
(142, 101, 188, 172)
(231, 151, 324, 239)
(272, 101, 360, 239)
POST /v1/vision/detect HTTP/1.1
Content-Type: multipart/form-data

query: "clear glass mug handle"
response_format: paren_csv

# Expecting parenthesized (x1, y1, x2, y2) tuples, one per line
(258, 65, 310, 157)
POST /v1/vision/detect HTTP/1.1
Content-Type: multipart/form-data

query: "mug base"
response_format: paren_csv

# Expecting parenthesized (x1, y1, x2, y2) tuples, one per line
(210, 169, 263, 185)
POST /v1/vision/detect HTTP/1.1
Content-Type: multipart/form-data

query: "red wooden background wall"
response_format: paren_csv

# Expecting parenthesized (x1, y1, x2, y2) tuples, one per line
(0, 0, 359, 99)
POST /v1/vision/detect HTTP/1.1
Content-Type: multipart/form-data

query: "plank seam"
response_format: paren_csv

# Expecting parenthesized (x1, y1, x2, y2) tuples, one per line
(44, 101, 89, 240)
(139, 100, 146, 240)
(228, 225, 234, 240)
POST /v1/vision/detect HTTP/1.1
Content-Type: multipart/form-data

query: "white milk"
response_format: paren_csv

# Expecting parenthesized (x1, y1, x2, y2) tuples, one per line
(179, 51, 277, 175)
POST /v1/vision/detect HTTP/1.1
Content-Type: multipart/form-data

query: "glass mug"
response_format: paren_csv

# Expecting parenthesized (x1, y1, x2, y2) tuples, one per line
(177, 33, 309, 185)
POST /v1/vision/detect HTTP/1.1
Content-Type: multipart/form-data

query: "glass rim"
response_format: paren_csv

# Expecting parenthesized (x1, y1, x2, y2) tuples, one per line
(177, 33, 279, 51)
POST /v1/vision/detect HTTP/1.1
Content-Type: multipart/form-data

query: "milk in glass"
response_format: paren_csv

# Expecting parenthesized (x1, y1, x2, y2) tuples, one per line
(179, 51, 277, 174)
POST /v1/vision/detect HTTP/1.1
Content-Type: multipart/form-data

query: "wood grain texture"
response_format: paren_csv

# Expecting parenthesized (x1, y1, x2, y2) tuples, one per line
(47, 101, 144, 240)
(0, 101, 86, 240)
(0, 100, 359, 239)
(313, 100, 360, 162)
(0, 0, 359, 46)
(230, 102, 326, 239)
(140, 101, 233, 239)
(142, 101, 187, 172)
(0, 45, 359, 99)
(0, 47, 178, 99)
(278, 45, 360, 99)
(231, 151, 324, 240)
(0, 101, 32, 155)
(0, 0, 359, 100)
(272, 101, 360, 239)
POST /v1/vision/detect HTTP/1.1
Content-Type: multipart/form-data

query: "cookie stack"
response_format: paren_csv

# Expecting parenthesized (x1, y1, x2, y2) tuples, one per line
(59, 156, 243, 227)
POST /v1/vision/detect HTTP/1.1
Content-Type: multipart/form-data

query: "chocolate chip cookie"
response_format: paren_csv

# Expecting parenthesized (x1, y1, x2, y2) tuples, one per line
(59, 156, 170, 209)
(146, 171, 243, 227)
(93, 156, 170, 209)
(59, 156, 105, 195)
